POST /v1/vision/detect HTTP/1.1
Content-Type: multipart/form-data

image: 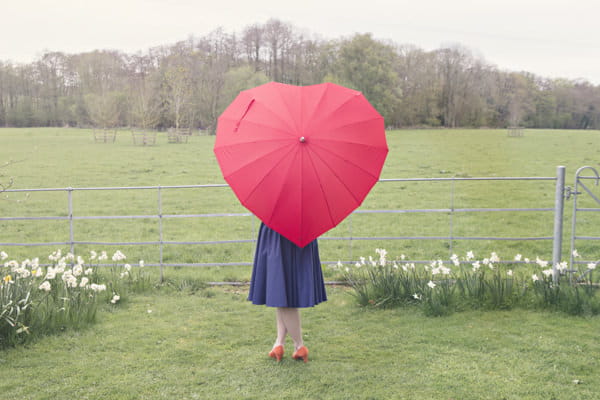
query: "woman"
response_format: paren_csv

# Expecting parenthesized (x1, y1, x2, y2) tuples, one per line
(248, 222, 327, 363)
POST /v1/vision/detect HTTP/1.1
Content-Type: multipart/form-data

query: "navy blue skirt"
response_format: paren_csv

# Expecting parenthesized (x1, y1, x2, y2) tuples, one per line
(248, 223, 327, 308)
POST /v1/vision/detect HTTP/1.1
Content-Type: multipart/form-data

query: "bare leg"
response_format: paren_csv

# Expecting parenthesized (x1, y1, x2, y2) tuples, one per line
(276, 307, 304, 350)
(274, 309, 287, 347)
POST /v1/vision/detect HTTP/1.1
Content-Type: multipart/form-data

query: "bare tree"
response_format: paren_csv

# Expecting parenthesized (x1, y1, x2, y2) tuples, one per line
(128, 54, 162, 129)
(242, 24, 264, 72)
(163, 63, 192, 130)
(263, 19, 294, 82)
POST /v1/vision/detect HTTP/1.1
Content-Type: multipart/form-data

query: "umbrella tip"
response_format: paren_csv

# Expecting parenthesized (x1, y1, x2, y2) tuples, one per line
(299, 136, 306, 143)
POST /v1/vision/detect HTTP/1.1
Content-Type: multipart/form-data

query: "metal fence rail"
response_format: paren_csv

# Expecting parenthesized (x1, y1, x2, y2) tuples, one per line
(1, 168, 571, 280)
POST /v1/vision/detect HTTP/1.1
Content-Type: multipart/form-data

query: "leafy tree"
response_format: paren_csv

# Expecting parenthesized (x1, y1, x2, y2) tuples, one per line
(395, 45, 441, 126)
(216, 66, 269, 118)
(85, 91, 124, 129)
(327, 33, 401, 126)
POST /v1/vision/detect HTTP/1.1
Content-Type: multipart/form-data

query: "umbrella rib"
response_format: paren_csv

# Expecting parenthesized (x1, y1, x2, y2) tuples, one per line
(309, 139, 388, 174)
(274, 85, 301, 134)
(218, 117, 296, 138)
(220, 142, 295, 179)
(305, 146, 362, 206)
(313, 136, 387, 149)
(308, 94, 364, 138)
(309, 141, 383, 183)
(244, 144, 298, 222)
(304, 148, 337, 229)
(214, 138, 290, 151)
(302, 84, 329, 132)
(314, 116, 384, 136)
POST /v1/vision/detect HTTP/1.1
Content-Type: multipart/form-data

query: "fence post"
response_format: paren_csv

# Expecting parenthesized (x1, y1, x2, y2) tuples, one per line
(158, 186, 164, 282)
(68, 187, 75, 255)
(449, 177, 456, 258)
(349, 212, 353, 262)
(552, 166, 566, 283)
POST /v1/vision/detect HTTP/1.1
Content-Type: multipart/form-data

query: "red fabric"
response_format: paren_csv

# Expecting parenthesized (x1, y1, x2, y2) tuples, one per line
(214, 82, 388, 247)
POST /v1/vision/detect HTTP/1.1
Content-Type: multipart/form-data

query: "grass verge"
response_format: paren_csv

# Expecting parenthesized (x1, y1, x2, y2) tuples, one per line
(0, 286, 599, 399)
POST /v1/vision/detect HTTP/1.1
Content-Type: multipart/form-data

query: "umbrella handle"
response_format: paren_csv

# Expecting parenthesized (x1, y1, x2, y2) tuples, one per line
(234, 98, 255, 132)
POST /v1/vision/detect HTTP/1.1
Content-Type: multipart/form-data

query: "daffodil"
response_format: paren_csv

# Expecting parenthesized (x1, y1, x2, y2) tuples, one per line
(587, 262, 597, 270)
(536, 257, 548, 268)
(45, 267, 57, 280)
(450, 254, 460, 267)
(112, 250, 126, 262)
(557, 261, 568, 272)
(490, 252, 500, 263)
(39, 281, 51, 291)
(90, 283, 107, 292)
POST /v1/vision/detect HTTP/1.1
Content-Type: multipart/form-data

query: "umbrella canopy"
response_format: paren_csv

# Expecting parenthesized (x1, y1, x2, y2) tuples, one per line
(214, 82, 388, 247)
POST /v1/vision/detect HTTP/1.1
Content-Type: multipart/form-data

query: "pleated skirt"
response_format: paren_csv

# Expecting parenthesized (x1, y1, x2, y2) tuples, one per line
(248, 223, 327, 308)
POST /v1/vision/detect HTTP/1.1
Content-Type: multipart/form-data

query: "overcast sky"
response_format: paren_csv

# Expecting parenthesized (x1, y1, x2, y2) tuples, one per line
(2, 0, 599, 84)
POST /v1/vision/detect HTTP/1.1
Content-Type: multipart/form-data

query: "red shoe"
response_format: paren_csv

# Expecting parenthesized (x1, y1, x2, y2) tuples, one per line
(269, 345, 284, 362)
(292, 346, 309, 363)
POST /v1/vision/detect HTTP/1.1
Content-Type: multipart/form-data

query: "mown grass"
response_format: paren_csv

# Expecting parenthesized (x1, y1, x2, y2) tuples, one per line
(2, 127, 600, 280)
(2, 128, 600, 400)
(0, 287, 599, 400)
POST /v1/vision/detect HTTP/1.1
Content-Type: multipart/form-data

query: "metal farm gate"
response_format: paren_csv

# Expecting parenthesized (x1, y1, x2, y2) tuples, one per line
(2, 165, 599, 283)
(568, 166, 600, 278)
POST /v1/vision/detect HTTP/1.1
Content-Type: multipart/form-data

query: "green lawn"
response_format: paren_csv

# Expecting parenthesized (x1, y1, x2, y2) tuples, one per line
(1, 286, 599, 400)
(2, 128, 600, 399)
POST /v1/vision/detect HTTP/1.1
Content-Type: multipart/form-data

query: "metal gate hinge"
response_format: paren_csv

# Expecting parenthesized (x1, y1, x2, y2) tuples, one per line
(564, 186, 580, 200)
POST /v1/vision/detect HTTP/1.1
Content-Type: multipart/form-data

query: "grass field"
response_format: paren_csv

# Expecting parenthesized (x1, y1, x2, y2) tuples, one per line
(2, 127, 600, 282)
(1, 286, 600, 400)
(2, 128, 600, 399)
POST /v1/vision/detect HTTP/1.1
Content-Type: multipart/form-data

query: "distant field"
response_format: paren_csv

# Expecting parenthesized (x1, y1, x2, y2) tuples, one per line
(1, 127, 600, 281)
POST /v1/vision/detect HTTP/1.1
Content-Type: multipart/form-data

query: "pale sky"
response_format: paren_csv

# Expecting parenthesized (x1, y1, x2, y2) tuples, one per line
(2, 0, 599, 84)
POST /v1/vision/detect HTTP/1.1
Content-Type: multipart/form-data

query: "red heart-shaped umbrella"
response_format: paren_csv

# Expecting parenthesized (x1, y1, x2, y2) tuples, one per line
(214, 82, 388, 247)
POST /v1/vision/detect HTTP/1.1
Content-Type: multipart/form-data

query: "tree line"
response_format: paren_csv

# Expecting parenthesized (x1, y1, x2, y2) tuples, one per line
(1, 19, 599, 131)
